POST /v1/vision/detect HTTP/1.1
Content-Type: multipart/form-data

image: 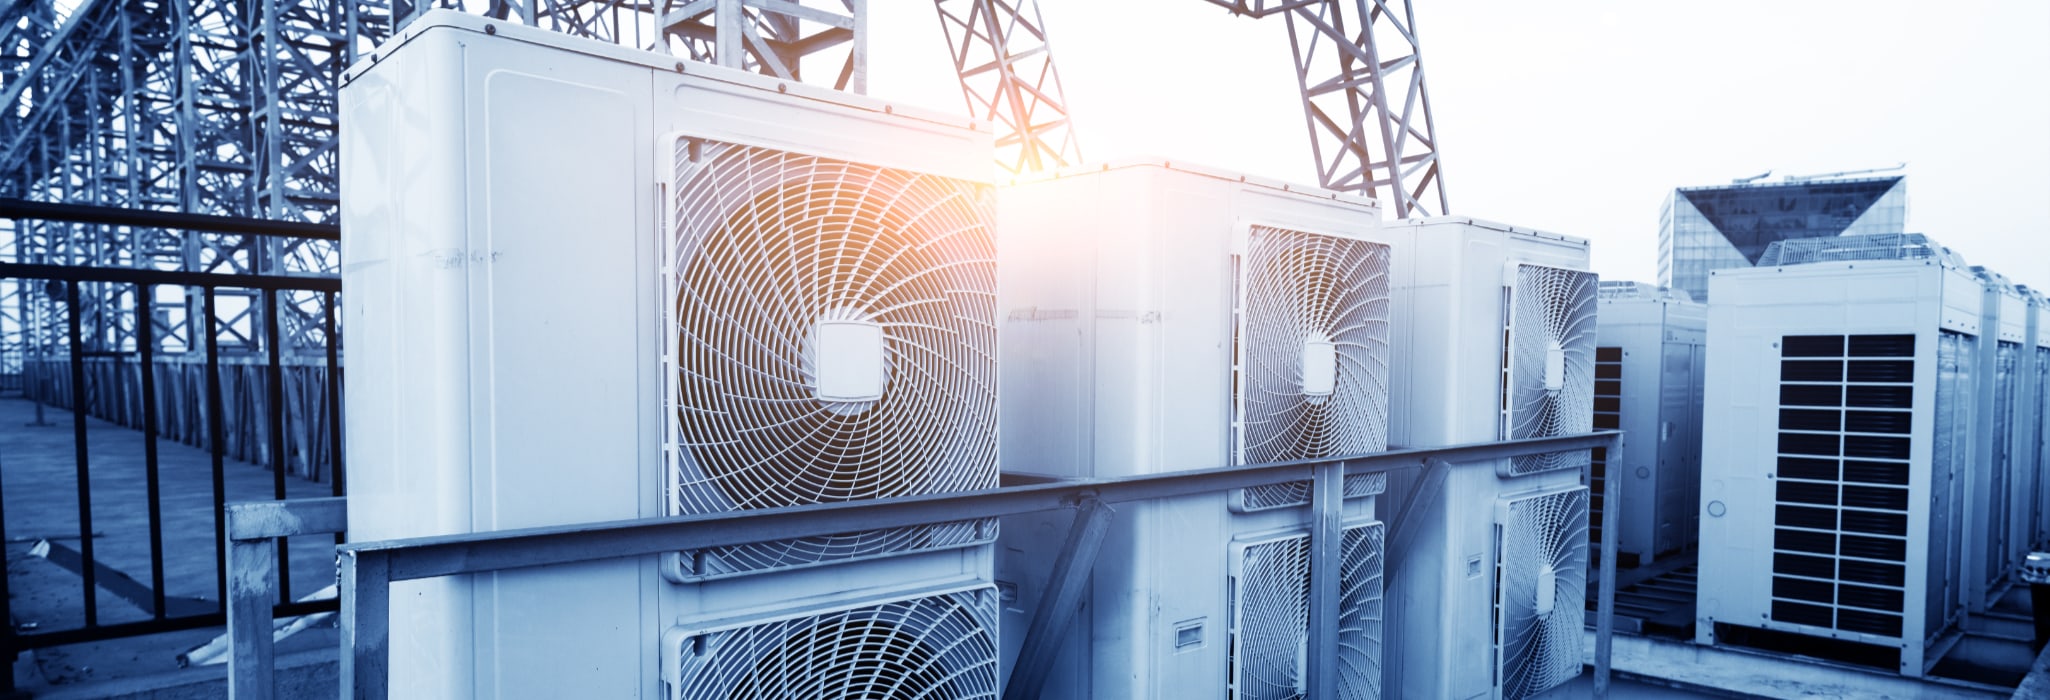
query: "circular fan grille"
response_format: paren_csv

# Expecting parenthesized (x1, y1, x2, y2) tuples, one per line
(1236, 226, 1391, 466)
(1506, 265, 1596, 475)
(1234, 535, 1311, 700)
(1232, 524, 1385, 699)
(1498, 488, 1589, 700)
(669, 142, 999, 512)
(1337, 523, 1385, 700)
(676, 590, 999, 700)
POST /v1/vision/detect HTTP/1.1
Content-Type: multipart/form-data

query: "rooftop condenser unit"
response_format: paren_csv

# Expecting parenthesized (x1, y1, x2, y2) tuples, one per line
(1591, 282, 1706, 566)
(1698, 233, 1983, 676)
(995, 161, 1389, 699)
(1382, 218, 1594, 700)
(341, 13, 998, 697)
(1970, 267, 2034, 609)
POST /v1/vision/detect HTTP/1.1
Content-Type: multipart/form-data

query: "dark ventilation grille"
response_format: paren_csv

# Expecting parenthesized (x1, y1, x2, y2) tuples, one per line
(1589, 346, 1623, 556)
(1768, 333, 1914, 637)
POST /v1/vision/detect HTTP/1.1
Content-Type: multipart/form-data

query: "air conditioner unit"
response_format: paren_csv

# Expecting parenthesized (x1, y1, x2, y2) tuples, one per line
(1591, 281, 1706, 566)
(1381, 217, 1594, 700)
(2024, 288, 2049, 550)
(993, 161, 1389, 698)
(340, 12, 997, 697)
(1696, 233, 1982, 676)
(1972, 267, 2030, 609)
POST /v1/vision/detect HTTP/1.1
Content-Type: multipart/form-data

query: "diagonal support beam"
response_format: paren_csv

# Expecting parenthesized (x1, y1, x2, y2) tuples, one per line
(1002, 494, 1114, 700)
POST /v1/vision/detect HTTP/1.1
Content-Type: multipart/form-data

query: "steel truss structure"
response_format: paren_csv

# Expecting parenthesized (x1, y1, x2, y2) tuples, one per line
(1203, 0, 1447, 217)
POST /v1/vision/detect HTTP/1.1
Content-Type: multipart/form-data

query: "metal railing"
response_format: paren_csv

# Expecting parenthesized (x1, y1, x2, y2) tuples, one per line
(333, 431, 1624, 699)
(0, 200, 343, 691)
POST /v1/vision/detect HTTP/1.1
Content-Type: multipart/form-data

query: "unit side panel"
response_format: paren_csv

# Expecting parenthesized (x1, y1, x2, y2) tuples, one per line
(997, 176, 1097, 479)
(1612, 322, 1665, 562)
(1149, 175, 1234, 474)
(339, 28, 478, 700)
(466, 50, 655, 699)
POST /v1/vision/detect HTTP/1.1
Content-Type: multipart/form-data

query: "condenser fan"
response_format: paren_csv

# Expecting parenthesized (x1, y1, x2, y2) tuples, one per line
(669, 588, 1000, 700)
(1502, 264, 1596, 476)
(1230, 522, 1384, 700)
(1495, 486, 1589, 700)
(665, 139, 998, 576)
(1234, 226, 1391, 510)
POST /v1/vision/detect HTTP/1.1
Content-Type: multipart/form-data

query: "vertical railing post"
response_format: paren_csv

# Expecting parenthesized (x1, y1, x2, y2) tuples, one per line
(226, 522, 277, 699)
(1594, 433, 1622, 697)
(339, 548, 390, 700)
(1305, 460, 1344, 698)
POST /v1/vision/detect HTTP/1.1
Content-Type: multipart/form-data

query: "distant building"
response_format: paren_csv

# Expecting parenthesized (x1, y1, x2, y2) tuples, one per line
(1658, 174, 1907, 302)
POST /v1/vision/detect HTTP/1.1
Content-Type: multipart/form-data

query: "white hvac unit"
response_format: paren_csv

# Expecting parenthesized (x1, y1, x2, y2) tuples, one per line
(994, 161, 1390, 699)
(2027, 288, 2050, 550)
(1696, 233, 1983, 676)
(1381, 217, 1595, 700)
(1972, 266, 2030, 608)
(1591, 281, 1706, 566)
(341, 12, 998, 697)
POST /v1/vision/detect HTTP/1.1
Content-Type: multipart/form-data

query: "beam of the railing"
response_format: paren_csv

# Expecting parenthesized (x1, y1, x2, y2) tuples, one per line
(1002, 495, 1114, 700)
(336, 431, 1620, 699)
(0, 198, 341, 240)
(225, 498, 347, 700)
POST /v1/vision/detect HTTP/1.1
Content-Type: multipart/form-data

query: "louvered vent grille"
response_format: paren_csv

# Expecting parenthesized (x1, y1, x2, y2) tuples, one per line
(1228, 522, 1385, 700)
(1232, 226, 1391, 511)
(1988, 341, 2020, 588)
(668, 588, 999, 700)
(1768, 334, 1917, 638)
(1494, 486, 1589, 700)
(1500, 265, 1597, 476)
(1589, 347, 1622, 559)
(664, 139, 999, 578)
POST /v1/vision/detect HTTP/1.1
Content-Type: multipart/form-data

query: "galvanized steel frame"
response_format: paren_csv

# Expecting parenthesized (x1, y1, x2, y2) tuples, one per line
(334, 431, 1621, 698)
(1203, 0, 1449, 217)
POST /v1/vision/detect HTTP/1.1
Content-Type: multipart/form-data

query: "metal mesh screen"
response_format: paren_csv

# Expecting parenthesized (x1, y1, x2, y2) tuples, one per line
(669, 588, 1000, 700)
(1757, 233, 1964, 268)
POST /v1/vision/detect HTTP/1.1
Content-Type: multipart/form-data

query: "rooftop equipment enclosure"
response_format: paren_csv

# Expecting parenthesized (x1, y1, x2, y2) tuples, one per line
(341, 12, 1000, 698)
(996, 161, 1389, 699)
(1592, 282, 1707, 567)
(1696, 237, 1984, 676)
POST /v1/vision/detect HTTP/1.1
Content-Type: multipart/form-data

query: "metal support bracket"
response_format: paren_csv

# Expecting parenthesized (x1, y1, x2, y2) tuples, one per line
(226, 497, 347, 699)
(1304, 459, 1345, 698)
(1002, 494, 1115, 700)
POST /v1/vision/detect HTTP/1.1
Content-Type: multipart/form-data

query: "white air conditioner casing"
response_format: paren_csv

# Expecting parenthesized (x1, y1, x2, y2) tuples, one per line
(2025, 288, 2049, 549)
(1972, 268, 2031, 608)
(1592, 282, 1706, 566)
(341, 13, 997, 698)
(1695, 241, 1983, 677)
(1381, 217, 1594, 700)
(994, 161, 1389, 699)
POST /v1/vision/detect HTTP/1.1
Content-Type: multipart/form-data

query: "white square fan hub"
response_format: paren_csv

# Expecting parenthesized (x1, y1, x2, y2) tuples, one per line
(1301, 340, 1337, 397)
(813, 320, 886, 402)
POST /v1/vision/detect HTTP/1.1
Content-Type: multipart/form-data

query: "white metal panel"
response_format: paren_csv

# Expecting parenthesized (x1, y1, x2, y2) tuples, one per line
(1696, 258, 1982, 676)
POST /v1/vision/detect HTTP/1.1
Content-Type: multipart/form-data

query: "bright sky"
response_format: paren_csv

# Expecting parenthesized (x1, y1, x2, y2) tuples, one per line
(865, 1, 2050, 291)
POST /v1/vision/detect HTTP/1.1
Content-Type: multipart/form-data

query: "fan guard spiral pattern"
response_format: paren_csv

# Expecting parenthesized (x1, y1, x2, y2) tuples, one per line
(1230, 522, 1384, 700)
(1234, 226, 1391, 508)
(1502, 264, 1596, 476)
(1496, 487, 1589, 700)
(671, 588, 999, 700)
(1233, 473, 1388, 513)
(665, 140, 999, 575)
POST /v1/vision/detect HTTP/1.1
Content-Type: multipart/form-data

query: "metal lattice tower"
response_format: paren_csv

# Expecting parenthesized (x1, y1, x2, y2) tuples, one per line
(1204, 0, 1448, 218)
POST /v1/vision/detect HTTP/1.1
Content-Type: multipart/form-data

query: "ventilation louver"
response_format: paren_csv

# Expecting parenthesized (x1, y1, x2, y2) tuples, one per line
(1232, 225, 1392, 512)
(1500, 264, 1597, 476)
(1495, 486, 1589, 700)
(666, 587, 1000, 700)
(664, 139, 999, 580)
(1757, 233, 1966, 268)
(1229, 521, 1385, 700)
